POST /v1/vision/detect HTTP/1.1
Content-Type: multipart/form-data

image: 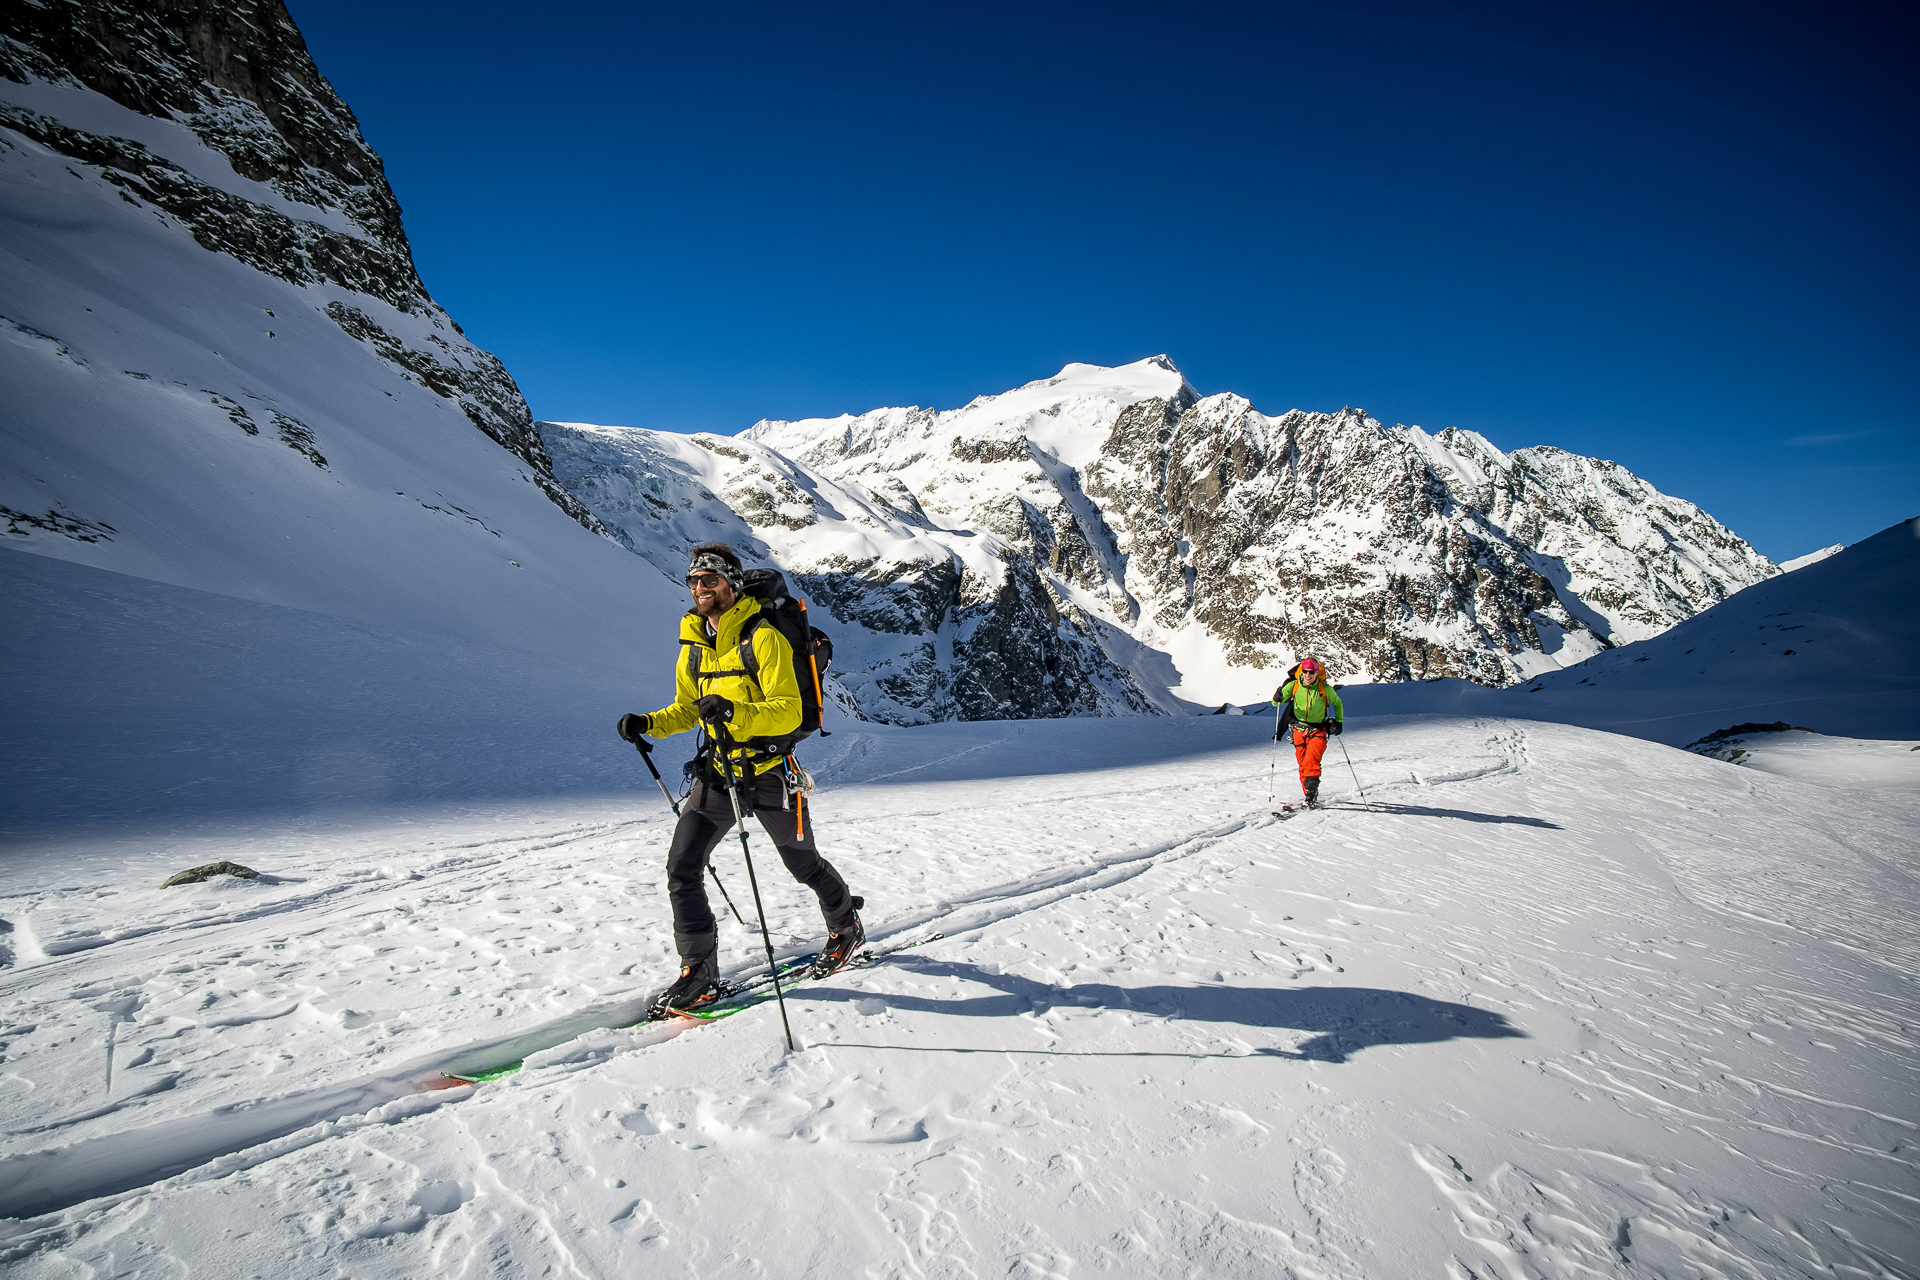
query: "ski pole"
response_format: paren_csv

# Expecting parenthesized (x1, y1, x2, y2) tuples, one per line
(713, 724, 796, 1052)
(1267, 717, 1279, 806)
(1336, 731, 1365, 800)
(633, 737, 679, 814)
(638, 739, 745, 926)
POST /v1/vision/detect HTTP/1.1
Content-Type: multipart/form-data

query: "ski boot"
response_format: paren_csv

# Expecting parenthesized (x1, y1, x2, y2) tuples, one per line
(812, 897, 866, 978)
(647, 955, 721, 1019)
(1302, 777, 1321, 809)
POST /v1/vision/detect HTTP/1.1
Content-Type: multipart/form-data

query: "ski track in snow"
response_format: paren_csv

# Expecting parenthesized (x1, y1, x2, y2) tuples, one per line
(0, 716, 1915, 1278)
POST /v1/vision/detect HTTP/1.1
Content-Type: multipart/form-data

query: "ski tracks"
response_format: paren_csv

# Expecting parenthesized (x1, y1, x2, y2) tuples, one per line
(0, 720, 1505, 1229)
(4, 717, 1916, 1278)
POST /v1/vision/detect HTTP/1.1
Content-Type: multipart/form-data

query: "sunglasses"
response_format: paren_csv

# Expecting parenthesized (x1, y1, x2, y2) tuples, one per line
(686, 572, 728, 590)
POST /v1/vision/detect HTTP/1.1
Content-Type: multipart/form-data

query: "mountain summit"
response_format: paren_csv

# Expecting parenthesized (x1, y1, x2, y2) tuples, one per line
(542, 357, 1776, 720)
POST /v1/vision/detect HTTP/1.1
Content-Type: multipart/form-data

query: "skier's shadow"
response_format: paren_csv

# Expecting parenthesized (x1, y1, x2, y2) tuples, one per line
(1331, 802, 1561, 828)
(810, 959, 1525, 1063)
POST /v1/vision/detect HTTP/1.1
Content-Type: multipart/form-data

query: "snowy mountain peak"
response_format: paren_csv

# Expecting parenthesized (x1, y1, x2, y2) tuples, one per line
(545, 358, 1779, 722)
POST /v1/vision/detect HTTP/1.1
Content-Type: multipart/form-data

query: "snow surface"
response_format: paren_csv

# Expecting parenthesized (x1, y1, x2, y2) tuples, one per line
(2, 703, 1916, 1273)
(1691, 727, 1920, 791)
(0, 547, 694, 841)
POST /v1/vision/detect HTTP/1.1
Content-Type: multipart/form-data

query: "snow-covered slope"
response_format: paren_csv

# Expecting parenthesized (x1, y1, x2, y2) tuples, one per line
(1345, 516, 1920, 745)
(0, 713, 1913, 1276)
(0, 1, 678, 667)
(0, 548, 756, 840)
(545, 358, 1778, 722)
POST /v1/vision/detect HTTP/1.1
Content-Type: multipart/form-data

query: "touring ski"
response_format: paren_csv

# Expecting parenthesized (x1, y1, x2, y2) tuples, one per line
(665, 930, 945, 1024)
(437, 930, 944, 1084)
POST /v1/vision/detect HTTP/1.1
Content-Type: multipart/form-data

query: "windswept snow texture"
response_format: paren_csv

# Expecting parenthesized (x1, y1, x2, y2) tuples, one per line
(1690, 727, 1920, 790)
(543, 357, 1778, 722)
(1347, 516, 1920, 745)
(0, 714, 1914, 1277)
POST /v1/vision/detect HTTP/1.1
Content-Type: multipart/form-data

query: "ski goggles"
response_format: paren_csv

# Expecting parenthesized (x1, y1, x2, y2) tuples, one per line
(685, 572, 727, 589)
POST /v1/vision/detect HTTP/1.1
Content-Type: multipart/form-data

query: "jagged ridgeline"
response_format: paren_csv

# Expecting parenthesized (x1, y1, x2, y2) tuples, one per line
(541, 357, 1777, 723)
(0, 0, 599, 534)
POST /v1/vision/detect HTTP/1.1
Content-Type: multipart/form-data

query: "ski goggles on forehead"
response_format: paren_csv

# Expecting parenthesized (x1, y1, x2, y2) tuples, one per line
(685, 571, 727, 589)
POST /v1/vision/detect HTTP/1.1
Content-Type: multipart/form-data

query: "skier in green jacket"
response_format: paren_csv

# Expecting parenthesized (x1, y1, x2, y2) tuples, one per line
(1272, 657, 1344, 808)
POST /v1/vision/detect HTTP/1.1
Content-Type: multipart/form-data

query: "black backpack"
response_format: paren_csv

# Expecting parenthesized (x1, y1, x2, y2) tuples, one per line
(731, 567, 833, 759)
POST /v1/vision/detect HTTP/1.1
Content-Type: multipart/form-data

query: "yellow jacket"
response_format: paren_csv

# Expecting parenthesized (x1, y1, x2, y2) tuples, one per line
(646, 594, 801, 776)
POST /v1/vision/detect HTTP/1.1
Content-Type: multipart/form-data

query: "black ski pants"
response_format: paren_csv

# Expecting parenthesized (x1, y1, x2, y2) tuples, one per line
(665, 770, 854, 961)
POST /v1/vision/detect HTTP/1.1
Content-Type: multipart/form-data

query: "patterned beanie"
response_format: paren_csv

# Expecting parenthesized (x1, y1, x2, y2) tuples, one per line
(687, 551, 745, 591)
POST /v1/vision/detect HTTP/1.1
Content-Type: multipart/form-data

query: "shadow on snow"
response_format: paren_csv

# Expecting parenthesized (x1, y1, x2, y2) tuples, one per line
(1329, 802, 1562, 829)
(805, 959, 1526, 1063)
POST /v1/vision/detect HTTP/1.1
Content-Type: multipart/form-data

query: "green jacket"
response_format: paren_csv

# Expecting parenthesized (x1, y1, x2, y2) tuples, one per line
(1276, 677, 1343, 726)
(646, 595, 801, 776)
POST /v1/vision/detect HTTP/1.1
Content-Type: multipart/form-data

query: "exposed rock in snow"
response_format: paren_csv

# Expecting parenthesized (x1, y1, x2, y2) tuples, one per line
(545, 358, 1778, 722)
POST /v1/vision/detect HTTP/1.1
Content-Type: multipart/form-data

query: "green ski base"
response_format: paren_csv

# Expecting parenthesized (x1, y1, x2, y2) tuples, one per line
(435, 932, 943, 1086)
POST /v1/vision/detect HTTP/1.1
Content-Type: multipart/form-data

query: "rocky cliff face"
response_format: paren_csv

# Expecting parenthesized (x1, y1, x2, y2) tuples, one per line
(544, 357, 1778, 722)
(0, 0, 600, 534)
(540, 418, 1159, 724)
(1077, 391, 1776, 688)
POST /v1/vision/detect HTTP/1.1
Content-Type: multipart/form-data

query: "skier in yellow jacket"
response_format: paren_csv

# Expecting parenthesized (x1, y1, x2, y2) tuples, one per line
(616, 543, 862, 1015)
(1272, 657, 1344, 808)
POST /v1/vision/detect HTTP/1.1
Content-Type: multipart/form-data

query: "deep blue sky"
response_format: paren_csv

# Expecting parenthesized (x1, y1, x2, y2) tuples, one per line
(288, 1, 1914, 560)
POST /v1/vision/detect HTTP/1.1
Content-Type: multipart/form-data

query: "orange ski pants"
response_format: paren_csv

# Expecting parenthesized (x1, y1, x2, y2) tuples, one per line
(1292, 725, 1328, 779)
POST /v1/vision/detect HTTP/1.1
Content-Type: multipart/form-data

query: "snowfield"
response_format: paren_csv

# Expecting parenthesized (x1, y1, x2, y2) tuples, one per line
(2, 710, 1915, 1277)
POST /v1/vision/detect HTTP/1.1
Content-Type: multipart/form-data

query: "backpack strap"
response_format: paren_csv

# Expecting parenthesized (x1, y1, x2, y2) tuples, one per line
(736, 615, 764, 689)
(686, 635, 753, 684)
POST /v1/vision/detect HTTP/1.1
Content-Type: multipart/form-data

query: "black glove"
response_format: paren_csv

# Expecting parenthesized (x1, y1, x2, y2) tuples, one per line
(1328, 720, 1343, 736)
(616, 712, 649, 742)
(695, 694, 734, 725)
